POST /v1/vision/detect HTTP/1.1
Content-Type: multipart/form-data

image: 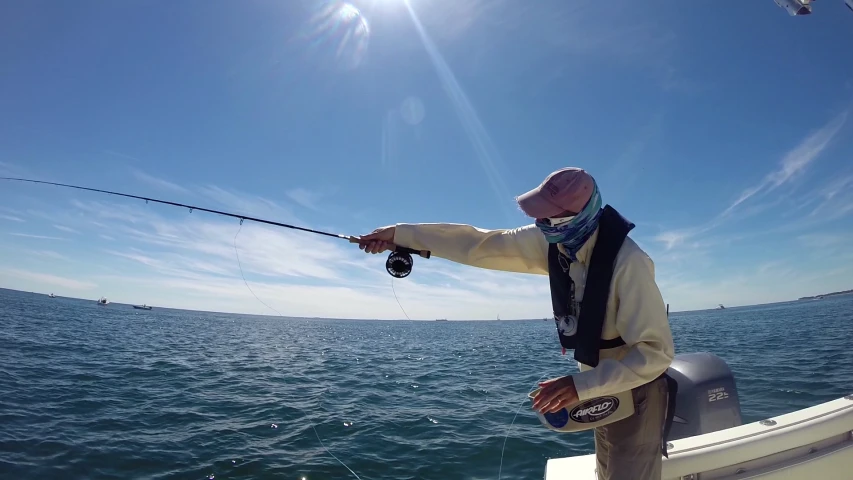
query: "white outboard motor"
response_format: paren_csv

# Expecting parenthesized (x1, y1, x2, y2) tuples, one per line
(531, 352, 743, 439)
(666, 352, 743, 440)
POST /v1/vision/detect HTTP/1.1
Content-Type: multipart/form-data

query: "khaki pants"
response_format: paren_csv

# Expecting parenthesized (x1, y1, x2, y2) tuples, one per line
(593, 376, 668, 480)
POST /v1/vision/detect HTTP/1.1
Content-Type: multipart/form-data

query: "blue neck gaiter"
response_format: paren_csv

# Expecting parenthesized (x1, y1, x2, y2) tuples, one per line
(535, 184, 603, 262)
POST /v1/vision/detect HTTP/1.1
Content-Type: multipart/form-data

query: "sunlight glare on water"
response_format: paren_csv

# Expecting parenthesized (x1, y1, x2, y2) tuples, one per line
(302, 2, 370, 71)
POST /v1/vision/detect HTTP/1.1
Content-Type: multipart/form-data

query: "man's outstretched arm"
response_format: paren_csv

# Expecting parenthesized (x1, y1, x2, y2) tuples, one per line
(360, 223, 551, 275)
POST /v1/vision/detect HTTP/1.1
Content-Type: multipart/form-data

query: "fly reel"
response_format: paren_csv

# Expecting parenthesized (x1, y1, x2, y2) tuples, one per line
(386, 251, 414, 278)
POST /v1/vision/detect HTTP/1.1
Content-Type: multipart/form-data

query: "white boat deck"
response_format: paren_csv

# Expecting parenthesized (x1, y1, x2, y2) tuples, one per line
(545, 394, 853, 480)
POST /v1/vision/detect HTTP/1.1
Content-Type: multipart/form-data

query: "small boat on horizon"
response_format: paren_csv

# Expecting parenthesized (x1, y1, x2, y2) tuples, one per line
(133, 304, 153, 310)
(48, 293, 56, 298)
(97, 297, 109, 305)
(717, 304, 726, 310)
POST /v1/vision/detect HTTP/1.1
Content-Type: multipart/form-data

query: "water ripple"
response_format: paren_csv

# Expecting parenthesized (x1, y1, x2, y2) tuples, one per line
(1, 289, 851, 479)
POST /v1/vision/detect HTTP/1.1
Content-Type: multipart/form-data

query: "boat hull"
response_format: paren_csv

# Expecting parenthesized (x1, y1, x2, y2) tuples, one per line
(544, 394, 853, 479)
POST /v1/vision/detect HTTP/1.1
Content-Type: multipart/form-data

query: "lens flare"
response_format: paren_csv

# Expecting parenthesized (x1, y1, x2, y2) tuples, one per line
(303, 2, 370, 71)
(400, 1, 514, 220)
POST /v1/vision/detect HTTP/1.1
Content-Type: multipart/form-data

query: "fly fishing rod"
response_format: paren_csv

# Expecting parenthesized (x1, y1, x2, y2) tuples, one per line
(0, 176, 430, 278)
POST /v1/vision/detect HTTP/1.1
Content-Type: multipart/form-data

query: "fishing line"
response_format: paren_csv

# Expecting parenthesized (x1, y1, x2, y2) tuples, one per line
(231, 221, 362, 479)
(497, 374, 547, 480)
(233, 222, 284, 317)
(229, 222, 401, 479)
(390, 279, 411, 320)
(300, 408, 363, 480)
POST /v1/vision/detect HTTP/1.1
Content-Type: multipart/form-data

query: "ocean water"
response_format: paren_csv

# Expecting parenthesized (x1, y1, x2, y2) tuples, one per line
(1, 288, 852, 480)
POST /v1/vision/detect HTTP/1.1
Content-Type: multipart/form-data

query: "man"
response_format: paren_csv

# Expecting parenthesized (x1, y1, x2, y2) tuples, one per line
(358, 167, 675, 480)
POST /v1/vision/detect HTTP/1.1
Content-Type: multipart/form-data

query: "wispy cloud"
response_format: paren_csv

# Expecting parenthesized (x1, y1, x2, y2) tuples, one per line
(132, 169, 189, 194)
(0, 214, 24, 222)
(26, 249, 70, 261)
(757, 259, 789, 275)
(807, 174, 853, 221)
(16, 174, 847, 317)
(722, 111, 848, 217)
(53, 224, 79, 234)
(489, 3, 701, 92)
(70, 198, 351, 280)
(90, 257, 552, 320)
(606, 112, 665, 191)
(286, 188, 325, 211)
(644, 110, 853, 307)
(199, 185, 298, 222)
(8, 233, 66, 240)
(653, 111, 849, 251)
(797, 233, 850, 248)
(653, 229, 699, 251)
(0, 160, 26, 176)
(118, 170, 318, 217)
(0, 188, 556, 319)
(70, 199, 164, 226)
(115, 221, 356, 281)
(796, 233, 853, 263)
(103, 150, 141, 162)
(654, 253, 851, 310)
(661, 66, 707, 94)
(0, 268, 96, 290)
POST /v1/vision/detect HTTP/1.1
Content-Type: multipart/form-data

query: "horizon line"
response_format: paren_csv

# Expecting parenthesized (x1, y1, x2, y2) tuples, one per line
(2, 287, 843, 321)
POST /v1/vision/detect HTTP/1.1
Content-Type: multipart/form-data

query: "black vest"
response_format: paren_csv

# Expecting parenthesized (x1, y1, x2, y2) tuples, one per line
(548, 204, 679, 457)
(548, 204, 634, 368)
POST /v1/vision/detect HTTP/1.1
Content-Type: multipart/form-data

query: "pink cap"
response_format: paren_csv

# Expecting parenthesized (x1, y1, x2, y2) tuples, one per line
(516, 167, 595, 218)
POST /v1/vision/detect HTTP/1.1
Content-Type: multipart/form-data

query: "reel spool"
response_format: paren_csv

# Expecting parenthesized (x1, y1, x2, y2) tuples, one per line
(386, 251, 414, 278)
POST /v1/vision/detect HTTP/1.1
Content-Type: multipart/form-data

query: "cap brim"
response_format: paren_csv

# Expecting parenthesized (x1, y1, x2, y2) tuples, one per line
(516, 188, 565, 219)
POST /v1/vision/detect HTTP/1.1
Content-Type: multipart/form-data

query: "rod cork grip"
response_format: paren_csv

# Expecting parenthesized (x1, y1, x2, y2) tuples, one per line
(348, 236, 430, 259)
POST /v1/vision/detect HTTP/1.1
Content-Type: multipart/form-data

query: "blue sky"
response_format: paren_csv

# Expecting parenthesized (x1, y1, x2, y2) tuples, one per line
(2, 0, 853, 319)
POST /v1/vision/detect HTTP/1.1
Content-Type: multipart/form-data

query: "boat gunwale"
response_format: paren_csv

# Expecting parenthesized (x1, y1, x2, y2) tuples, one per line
(668, 397, 853, 456)
(545, 394, 853, 479)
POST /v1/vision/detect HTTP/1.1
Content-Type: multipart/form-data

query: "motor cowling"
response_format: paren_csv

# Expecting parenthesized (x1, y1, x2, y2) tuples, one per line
(666, 352, 743, 441)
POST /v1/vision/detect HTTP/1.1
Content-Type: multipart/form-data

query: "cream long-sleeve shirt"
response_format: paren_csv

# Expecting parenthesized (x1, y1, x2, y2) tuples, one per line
(394, 222, 675, 401)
